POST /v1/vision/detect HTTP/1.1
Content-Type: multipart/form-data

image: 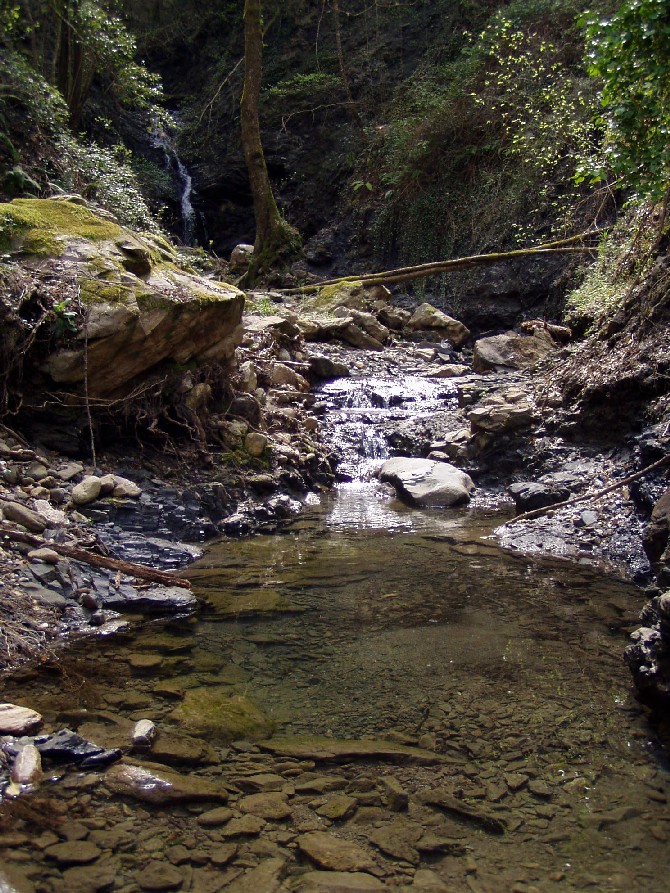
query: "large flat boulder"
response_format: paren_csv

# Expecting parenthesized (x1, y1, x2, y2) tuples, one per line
(379, 458, 474, 507)
(0, 198, 244, 399)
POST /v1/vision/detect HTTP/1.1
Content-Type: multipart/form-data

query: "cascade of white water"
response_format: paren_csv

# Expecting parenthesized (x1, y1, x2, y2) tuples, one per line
(152, 118, 197, 246)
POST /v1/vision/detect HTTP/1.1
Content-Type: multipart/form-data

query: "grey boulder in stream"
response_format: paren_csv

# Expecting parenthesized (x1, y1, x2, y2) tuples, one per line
(379, 457, 475, 507)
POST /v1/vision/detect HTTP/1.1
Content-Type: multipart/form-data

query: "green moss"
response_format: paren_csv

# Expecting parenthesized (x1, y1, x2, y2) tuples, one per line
(170, 687, 275, 743)
(0, 198, 123, 257)
(79, 278, 135, 305)
(135, 292, 173, 313)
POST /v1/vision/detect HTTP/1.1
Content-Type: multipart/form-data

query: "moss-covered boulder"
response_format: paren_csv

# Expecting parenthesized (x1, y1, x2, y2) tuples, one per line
(170, 687, 275, 743)
(0, 196, 245, 399)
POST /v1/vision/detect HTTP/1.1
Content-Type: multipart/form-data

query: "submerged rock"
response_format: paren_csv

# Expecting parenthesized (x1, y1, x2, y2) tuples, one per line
(259, 736, 444, 765)
(379, 458, 474, 507)
(104, 761, 230, 805)
(170, 688, 275, 743)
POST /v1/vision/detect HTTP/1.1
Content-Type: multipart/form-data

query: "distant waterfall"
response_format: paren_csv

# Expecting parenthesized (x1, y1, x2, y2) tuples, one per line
(152, 118, 197, 246)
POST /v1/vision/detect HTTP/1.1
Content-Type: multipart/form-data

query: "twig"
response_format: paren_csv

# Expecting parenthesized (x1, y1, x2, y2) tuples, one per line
(0, 522, 192, 590)
(503, 454, 670, 526)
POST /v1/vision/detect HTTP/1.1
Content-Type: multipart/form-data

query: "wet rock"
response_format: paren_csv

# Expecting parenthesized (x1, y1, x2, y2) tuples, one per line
(259, 737, 444, 765)
(208, 843, 238, 866)
(419, 786, 506, 834)
(101, 585, 198, 615)
(105, 762, 230, 805)
(196, 807, 235, 827)
(1, 502, 47, 532)
(170, 689, 275, 743)
(295, 776, 348, 795)
(473, 330, 555, 372)
(131, 719, 157, 748)
(135, 861, 183, 891)
(0, 703, 42, 735)
(408, 870, 451, 892)
(380, 776, 409, 812)
(294, 871, 385, 892)
(225, 857, 286, 893)
(236, 773, 285, 793)
(151, 731, 219, 767)
(407, 303, 470, 349)
(379, 458, 474, 507)
(9, 744, 42, 786)
(368, 819, 422, 864)
(61, 863, 117, 893)
(71, 476, 102, 505)
(625, 625, 670, 704)
(221, 815, 266, 838)
(238, 792, 292, 820)
(44, 841, 101, 865)
(316, 795, 358, 821)
(298, 831, 377, 872)
(0, 867, 34, 893)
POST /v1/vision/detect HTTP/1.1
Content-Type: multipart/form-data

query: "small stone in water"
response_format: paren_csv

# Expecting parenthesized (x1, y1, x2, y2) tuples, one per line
(135, 861, 183, 891)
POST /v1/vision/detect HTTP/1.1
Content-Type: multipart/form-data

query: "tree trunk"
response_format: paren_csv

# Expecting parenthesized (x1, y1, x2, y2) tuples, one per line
(240, 0, 300, 281)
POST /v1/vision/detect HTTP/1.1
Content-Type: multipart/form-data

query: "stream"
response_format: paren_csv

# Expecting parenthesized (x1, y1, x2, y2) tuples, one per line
(1, 372, 669, 892)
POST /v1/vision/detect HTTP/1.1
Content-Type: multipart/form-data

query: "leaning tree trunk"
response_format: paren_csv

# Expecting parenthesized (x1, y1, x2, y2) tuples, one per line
(240, 0, 300, 281)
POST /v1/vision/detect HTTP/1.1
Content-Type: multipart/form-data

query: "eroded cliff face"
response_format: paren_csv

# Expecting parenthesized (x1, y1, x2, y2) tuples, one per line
(0, 196, 244, 408)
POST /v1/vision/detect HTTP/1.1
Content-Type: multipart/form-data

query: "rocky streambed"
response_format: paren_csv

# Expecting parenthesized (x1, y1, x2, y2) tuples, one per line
(2, 262, 670, 891)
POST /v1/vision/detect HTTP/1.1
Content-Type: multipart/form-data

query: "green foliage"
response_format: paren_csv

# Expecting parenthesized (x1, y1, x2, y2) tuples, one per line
(56, 137, 160, 231)
(267, 72, 343, 103)
(580, 0, 670, 200)
(369, 0, 601, 271)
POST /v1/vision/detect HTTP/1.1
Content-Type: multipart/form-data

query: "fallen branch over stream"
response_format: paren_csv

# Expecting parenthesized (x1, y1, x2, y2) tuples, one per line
(503, 454, 670, 526)
(0, 522, 191, 589)
(280, 232, 602, 294)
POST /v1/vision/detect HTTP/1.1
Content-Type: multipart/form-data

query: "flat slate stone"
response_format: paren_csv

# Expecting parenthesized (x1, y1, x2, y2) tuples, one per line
(294, 872, 385, 893)
(225, 858, 286, 893)
(105, 762, 229, 806)
(298, 832, 376, 873)
(238, 792, 292, 820)
(44, 841, 101, 865)
(259, 737, 444, 765)
(135, 862, 183, 891)
(102, 585, 198, 615)
(419, 786, 506, 834)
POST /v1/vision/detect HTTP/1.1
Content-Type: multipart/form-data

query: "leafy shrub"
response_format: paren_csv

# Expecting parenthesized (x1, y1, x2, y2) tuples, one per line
(580, 0, 670, 201)
(56, 137, 161, 231)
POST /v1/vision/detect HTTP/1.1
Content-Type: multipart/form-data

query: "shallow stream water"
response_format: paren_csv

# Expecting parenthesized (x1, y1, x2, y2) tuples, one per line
(2, 373, 669, 892)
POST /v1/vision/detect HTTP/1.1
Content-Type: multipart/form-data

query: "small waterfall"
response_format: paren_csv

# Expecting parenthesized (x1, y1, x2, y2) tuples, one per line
(152, 118, 197, 246)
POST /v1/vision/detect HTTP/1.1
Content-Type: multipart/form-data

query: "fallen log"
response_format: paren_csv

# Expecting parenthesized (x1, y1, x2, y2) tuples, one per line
(279, 232, 602, 294)
(0, 522, 191, 590)
(503, 454, 670, 526)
